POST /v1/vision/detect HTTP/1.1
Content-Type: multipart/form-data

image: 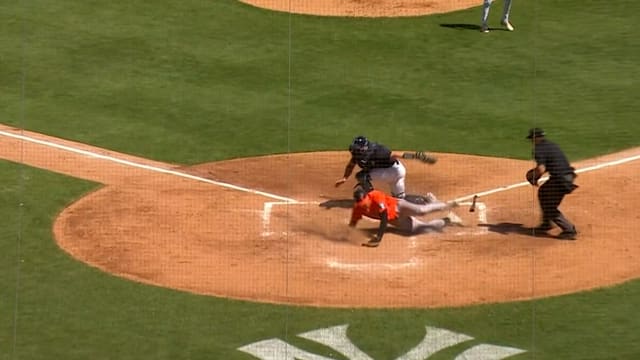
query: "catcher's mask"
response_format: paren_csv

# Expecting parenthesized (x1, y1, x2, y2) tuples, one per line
(349, 135, 369, 155)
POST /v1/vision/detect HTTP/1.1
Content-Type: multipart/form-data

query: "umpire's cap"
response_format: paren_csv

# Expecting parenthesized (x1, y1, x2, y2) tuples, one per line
(526, 128, 545, 139)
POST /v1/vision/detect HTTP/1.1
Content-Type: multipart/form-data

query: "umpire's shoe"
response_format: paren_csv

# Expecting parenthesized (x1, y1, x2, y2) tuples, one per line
(557, 227, 578, 240)
(534, 222, 553, 232)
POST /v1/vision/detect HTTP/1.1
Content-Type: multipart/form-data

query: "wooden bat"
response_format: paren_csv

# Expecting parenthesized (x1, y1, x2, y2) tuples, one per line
(469, 195, 478, 212)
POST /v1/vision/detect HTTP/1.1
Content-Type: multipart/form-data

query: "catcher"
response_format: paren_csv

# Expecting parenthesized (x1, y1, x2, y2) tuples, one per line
(525, 128, 578, 240)
(335, 135, 437, 199)
(350, 187, 462, 248)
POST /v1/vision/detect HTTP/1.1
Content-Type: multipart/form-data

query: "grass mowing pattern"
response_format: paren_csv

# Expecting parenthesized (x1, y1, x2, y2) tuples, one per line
(0, 0, 639, 358)
(1, 0, 639, 162)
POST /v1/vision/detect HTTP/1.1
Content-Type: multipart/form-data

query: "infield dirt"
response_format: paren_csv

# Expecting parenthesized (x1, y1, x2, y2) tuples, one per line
(238, 0, 482, 17)
(1, 124, 639, 308)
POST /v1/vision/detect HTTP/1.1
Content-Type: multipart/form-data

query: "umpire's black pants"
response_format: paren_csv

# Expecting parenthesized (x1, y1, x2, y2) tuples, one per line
(538, 176, 576, 231)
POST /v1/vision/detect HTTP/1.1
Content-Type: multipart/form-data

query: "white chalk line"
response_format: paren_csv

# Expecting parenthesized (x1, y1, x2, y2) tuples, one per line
(326, 257, 421, 271)
(262, 200, 490, 270)
(452, 202, 488, 236)
(5, 126, 636, 207)
(0, 129, 297, 203)
(261, 202, 276, 236)
(5, 126, 639, 264)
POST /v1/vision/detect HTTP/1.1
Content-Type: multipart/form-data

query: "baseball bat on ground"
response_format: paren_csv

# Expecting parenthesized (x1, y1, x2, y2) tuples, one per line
(469, 195, 478, 212)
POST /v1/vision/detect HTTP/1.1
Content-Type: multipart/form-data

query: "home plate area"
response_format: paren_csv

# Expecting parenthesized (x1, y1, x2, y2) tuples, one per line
(260, 199, 488, 247)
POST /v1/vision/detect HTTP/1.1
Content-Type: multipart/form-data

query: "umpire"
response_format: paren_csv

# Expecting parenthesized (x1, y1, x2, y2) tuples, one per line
(526, 128, 579, 240)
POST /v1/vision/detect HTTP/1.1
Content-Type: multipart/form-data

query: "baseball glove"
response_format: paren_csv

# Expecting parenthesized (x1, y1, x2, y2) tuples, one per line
(526, 168, 540, 185)
(402, 151, 437, 164)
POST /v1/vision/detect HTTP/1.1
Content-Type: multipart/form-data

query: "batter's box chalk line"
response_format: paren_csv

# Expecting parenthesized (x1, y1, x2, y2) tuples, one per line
(325, 256, 421, 271)
(261, 201, 488, 237)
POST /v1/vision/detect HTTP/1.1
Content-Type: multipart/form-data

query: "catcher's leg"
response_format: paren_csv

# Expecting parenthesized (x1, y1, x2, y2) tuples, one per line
(355, 171, 374, 192)
(390, 162, 407, 198)
(369, 162, 406, 198)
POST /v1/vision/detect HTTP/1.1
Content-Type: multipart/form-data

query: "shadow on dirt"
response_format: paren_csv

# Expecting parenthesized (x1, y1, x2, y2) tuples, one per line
(478, 222, 556, 239)
(318, 199, 354, 209)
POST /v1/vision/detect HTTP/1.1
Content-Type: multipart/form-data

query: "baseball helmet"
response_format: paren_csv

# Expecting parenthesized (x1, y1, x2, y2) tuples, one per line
(349, 135, 369, 154)
(353, 187, 368, 202)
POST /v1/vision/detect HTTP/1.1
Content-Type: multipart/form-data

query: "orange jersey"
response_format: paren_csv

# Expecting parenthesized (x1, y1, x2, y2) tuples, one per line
(351, 190, 398, 223)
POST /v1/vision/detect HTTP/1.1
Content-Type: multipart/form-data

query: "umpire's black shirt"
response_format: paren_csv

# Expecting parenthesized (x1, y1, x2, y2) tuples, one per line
(534, 139, 573, 177)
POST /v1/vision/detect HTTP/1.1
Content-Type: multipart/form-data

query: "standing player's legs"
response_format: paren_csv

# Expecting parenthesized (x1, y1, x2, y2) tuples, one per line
(501, 0, 514, 30)
(369, 162, 407, 198)
(481, 0, 493, 32)
(538, 179, 575, 232)
(502, 0, 513, 22)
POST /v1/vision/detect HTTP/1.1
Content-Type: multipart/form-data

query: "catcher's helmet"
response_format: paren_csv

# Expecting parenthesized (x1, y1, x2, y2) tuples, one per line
(349, 135, 369, 154)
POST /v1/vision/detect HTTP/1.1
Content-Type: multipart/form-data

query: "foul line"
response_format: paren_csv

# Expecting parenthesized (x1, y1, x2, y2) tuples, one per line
(454, 152, 640, 202)
(3, 127, 638, 217)
(0, 129, 297, 203)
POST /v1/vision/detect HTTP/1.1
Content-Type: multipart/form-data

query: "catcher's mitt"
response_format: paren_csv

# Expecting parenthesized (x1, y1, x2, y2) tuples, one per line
(526, 168, 540, 185)
(402, 151, 437, 164)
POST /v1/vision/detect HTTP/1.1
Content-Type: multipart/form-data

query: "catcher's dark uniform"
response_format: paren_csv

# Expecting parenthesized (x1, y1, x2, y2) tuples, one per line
(350, 142, 397, 171)
(532, 136, 578, 238)
(344, 137, 407, 198)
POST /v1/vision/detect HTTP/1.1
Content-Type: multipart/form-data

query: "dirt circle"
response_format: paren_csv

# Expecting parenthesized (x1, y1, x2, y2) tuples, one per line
(238, 0, 481, 17)
(53, 151, 640, 308)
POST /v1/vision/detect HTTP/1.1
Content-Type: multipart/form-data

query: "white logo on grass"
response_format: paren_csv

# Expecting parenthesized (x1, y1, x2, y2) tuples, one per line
(238, 324, 525, 359)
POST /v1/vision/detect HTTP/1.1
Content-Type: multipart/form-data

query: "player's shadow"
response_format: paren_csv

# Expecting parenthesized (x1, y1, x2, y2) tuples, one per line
(439, 23, 482, 31)
(318, 199, 354, 209)
(479, 222, 556, 239)
(361, 227, 434, 237)
(440, 23, 513, 32)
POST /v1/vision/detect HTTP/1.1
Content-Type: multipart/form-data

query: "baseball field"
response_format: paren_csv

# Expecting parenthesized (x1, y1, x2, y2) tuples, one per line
(1, 0, 640, 359)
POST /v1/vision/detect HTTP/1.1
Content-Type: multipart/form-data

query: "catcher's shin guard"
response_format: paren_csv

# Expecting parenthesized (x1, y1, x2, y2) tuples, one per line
(355, 171, 373, 192)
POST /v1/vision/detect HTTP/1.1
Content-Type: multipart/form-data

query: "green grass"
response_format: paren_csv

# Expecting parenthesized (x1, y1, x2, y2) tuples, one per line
(1, 0, 640, 358)
(2, 0, 639, 163)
